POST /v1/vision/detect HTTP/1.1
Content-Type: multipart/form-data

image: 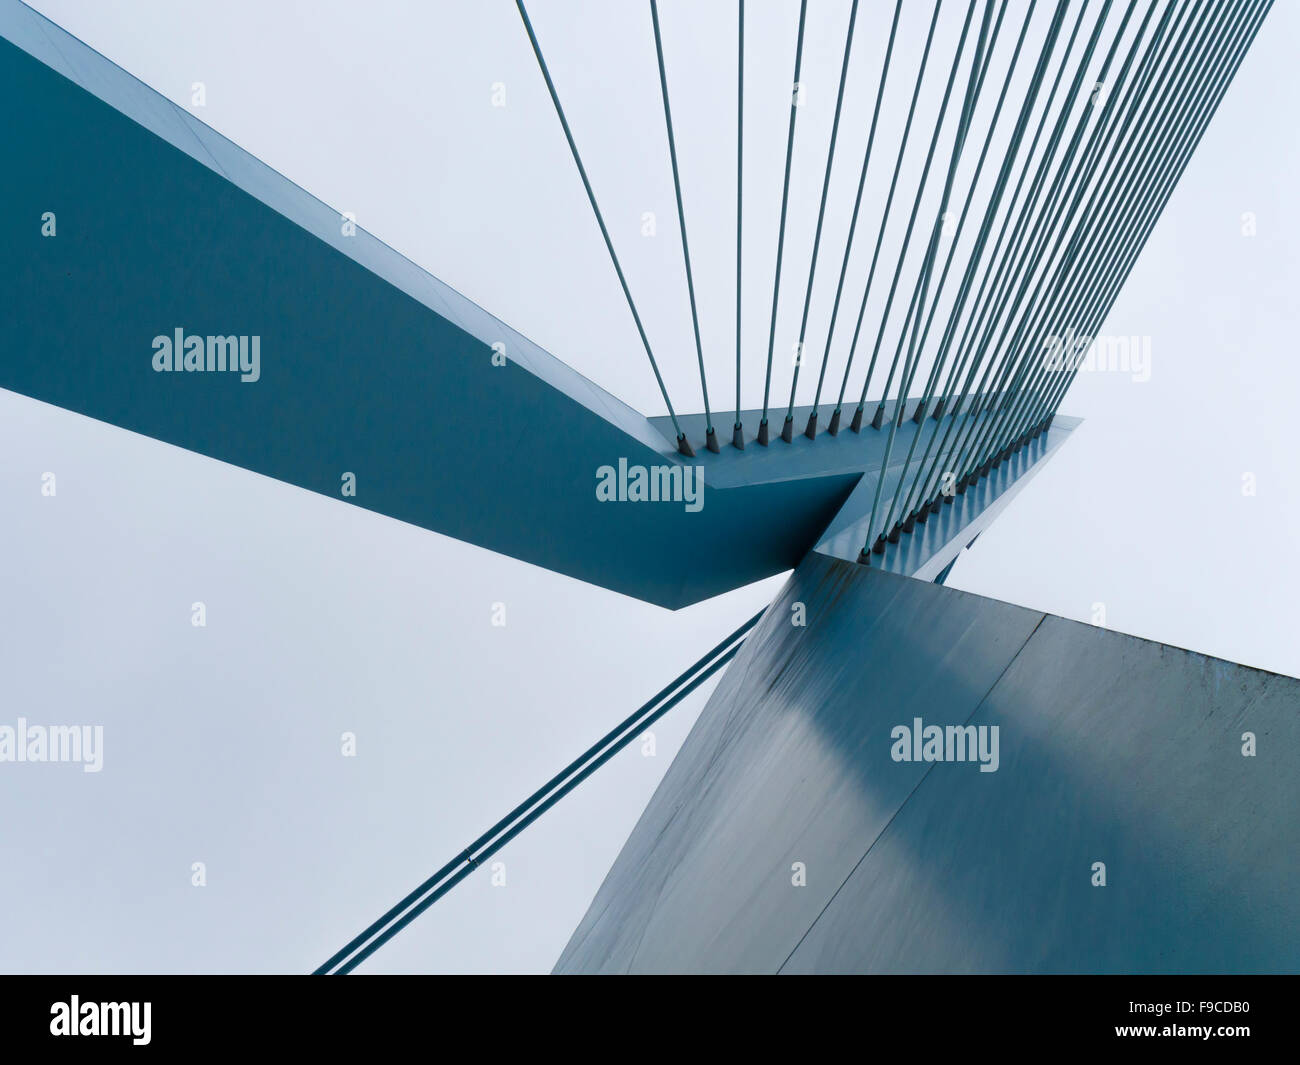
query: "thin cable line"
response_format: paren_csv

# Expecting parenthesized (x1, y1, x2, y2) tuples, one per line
(862, 0, 993, 558)
(733, 0, 745, 448)
(950, 0, 1188, 487)
(948, 0, 1140, 483)
(878, 0, 1044, 536)
(516, 0, 693, 455)
(833, 0, 946, 421)
(984, 0, 1257, 471)
(781, 0, 860, 441)
(908, 0, 1117, 515)
(899, 0, 1123, 525)
(1039, 0, 1267, 432)
(757, 0, 809, 445)
(934, 0, 1202, 507)
(854, 0, 986, 431)
(812, 0, 904, 438)
(315, 609, 764, 974)
(862, 0, 1011, 437)
(651, 0, 717, 450)
(890, 0, 1136, 535)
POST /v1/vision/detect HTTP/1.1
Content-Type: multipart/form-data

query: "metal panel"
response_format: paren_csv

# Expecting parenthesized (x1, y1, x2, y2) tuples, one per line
(558, 555, 1300, 973)
(556, 554, 1045, 972)
(784, 615, 1300, 973)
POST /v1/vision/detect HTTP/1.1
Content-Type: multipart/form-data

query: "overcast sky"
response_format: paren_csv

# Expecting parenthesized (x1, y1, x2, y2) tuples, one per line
(2, 0, 1297, 973)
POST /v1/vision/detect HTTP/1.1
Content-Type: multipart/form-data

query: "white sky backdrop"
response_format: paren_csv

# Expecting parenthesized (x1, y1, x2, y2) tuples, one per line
(2, 0, 1297, 972)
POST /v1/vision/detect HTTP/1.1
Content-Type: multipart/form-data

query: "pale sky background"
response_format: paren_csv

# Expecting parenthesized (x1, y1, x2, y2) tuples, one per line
(1, 0, 1297, 973)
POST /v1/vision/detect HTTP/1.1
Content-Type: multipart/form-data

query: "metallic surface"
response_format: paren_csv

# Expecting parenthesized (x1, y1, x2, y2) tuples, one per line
(557, 553, 1300, 973)
(0, 1, 1073, 609)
